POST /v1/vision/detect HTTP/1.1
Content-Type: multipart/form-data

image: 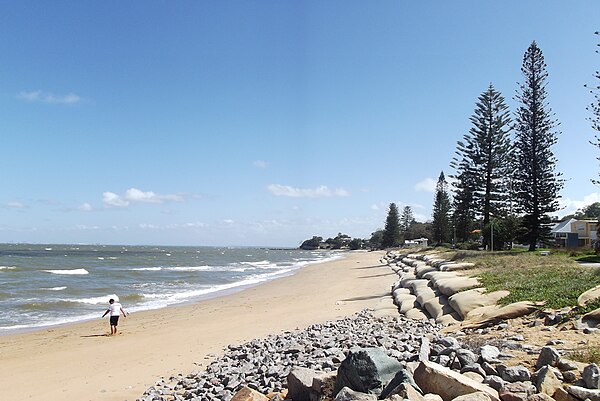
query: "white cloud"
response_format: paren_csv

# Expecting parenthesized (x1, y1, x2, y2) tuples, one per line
(18, 90, 81, 104)
(223, 219, 235, 224)
(103, 188, 183, 208)
(103, 192, 130, 207)
(415, 178, 437, 193)
(253, 160, 268, 168)
(78, 203, 93, 212)
(182, 222, 206, 228)
(75, 224, 99, 230)
(6, 201, 25, 209)
(559, 192, 600, 216)
(267, 184, 350, 198)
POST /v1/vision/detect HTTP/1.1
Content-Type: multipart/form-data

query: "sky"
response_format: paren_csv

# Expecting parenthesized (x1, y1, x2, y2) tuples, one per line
(0, 1, 599, 247)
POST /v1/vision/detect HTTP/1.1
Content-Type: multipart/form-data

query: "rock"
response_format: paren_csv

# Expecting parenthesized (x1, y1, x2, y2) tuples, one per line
(420, 337, 431, 362)
(380, 366, 421, 399)
(461, 364, 486, 379)
(333, 347, 404, 397)
(480, 345, 501, 363)
(557, 360, 579, 372)
(413, 361, 500, 401)
(526, 394, 555, 401)
(287, 367, 317, 401)
(497, 365, 531, 383)
(562, 371, 577, 383)
(451, 392, 492, 401)
(553, 387, 579, 401)
(381, 383, 425, 401)
(230, 386, 269, 401)
(583, 363, 600, 389)
(424, 394, 445, 401)
(567, 385, 600, 401)
(334, 387, 377, 401)
(311, 371, 337, 401)
(482, 362, 498, 377)
(535, 347, 560, 369)
(484, 376, 505, 392)
(462, 372, 485, 383)
(535, 365, 562, 396)
(457, 350, 478, 367)
(577, 284, 600, 307)
(498, 382, 536, 401)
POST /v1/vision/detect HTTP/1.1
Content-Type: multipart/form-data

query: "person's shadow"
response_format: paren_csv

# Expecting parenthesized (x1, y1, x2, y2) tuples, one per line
(80, 333, 109, 338)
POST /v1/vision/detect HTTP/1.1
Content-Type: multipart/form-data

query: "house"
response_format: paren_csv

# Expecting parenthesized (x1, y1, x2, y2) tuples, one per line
(551, 218, 598, 248)
(404, 238, 429, 247)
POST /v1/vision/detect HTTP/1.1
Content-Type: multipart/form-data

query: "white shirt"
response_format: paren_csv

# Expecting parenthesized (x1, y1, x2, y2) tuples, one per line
(108, 302, 123, 317)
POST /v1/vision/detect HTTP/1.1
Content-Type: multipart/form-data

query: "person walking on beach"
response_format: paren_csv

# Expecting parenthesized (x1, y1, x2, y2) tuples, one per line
(101, 298, 127, 336)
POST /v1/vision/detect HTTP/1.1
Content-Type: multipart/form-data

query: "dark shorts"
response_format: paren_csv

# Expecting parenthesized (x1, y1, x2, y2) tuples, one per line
(110, 316, 119, 326)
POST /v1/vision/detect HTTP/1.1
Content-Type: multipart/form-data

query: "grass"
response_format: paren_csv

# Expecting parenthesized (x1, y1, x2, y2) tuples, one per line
(450, 250, 600, 310)
(568, 346, 600, 364)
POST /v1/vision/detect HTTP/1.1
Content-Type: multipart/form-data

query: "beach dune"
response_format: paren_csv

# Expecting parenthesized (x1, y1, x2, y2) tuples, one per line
(0, 250, 394, 401)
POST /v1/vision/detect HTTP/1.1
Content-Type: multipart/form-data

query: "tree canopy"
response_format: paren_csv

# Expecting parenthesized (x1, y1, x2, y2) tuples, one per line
(513, 41, 563, 251)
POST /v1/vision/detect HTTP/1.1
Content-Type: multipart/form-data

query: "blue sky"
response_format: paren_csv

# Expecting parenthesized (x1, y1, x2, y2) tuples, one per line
(1, 1, 599, 247)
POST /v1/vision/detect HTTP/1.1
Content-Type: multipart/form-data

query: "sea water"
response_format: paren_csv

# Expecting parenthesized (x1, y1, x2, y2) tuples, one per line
(0, 244, 342, 334)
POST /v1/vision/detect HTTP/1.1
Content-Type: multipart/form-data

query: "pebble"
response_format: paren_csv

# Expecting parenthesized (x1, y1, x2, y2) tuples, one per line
(137, 310, 441, 401)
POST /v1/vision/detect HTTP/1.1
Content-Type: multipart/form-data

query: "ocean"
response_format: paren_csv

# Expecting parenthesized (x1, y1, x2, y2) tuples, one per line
(0, 244, 342, 334)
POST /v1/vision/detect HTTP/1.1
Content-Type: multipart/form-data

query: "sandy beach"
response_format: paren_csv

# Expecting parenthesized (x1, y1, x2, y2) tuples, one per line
(0, 250, 394, 401)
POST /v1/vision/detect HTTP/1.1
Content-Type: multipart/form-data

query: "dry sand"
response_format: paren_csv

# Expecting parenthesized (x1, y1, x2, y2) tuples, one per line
(0, 250, 395, 401)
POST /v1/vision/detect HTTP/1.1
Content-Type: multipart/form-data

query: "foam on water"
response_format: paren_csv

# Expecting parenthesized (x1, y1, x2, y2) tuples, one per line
(61, 293, 120, 305)
(43, 268, 89, 275)
(0, 244, 343, 334)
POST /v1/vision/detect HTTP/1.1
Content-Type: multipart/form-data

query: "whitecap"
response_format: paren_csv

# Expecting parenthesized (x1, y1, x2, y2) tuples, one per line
(131, 267, 163, 271)
(167, 265, 212, 272)
(40, 286, 67, 291)
(43, 268, 89, 275)
(0, 266, 17, 270)
(63, 293, 119, 305)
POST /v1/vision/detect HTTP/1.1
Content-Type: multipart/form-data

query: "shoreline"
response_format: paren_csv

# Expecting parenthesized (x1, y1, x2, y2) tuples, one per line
(0, 250, 345, 338)
(0, 249, 393, 401)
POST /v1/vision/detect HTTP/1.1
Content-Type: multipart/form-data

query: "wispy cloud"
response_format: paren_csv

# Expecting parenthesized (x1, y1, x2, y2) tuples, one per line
(267, 184, 350, 198)
(103, 188, 183, 208)
(6, 201, 26, 209)
(253, 160, 268, 168)
(78, 203, 93, 212)
(17, 90, 82, 104)
(415, 177, 437, 193)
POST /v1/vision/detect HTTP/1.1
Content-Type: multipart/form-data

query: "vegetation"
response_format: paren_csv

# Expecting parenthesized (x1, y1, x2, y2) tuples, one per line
(449, 250, 600, 310)
(400, 206, 416, 236)
(451, 85, 513, 249)
(513, 41, 563, 251)
(382, 203, 402, 248)
(432, 172, 452, 245)
(568, 346, 600, 365)
(299, 233, 364, 250)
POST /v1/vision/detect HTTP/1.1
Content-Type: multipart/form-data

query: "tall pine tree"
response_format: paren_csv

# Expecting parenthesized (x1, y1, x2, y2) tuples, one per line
(400, 206, 415, 237)
(514, 41, 563, 251)
(432, 172, 452, 245)
(381, 203, 401, 248)
(451, 84, 512, 246)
